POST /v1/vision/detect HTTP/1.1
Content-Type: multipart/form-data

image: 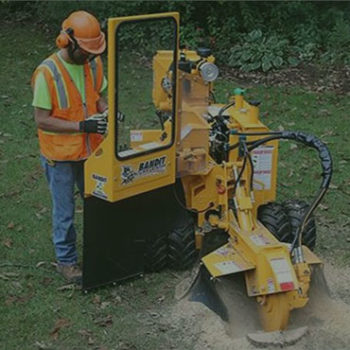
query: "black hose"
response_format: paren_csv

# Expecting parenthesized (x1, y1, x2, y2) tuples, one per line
(248, 131, 332, 189)
(232, 150, 248, 196)
(172, 186, 214, 214)
(217, 101, 235, 124)
(246, 131, 332, 253)
(244, 143, 254, 191)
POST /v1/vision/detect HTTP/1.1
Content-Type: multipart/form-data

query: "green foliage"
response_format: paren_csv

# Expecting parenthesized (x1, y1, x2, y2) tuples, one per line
(3, 1, 350, 71)
(1, 18, 350, 350)
(228, 30, 289, 72)
(321, 17, 350, 65)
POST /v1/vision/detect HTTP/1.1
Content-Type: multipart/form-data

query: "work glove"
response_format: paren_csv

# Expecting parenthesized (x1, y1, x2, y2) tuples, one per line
(79, 113, 108, 134)
(93, 108, 125, 122)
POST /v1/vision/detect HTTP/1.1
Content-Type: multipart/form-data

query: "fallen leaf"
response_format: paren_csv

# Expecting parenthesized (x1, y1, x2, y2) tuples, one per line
(100, 301, 111, 309)
(4, 272, 19, 278)
(3, 238, 13, 248)
(319, 204, 329, 211)
(114, 295, 122, 303)
(34, 341, 50, 349)
(5, 296, 17, 305)
(94, 314, 113, 327)
(7, 222, 15, 229)
(93, 295, 101, 305)
(57, 284, 75, 291)
(39, 207, 48, 214)
(5, 293, 33, 305)
(40, 277, 53, 286)
(50, 318, 70, 340)
(36, 261, 46, 268)
(78, 329, 94, 345)
(78, 329, 92, 337)
(157, 295, 165, 303)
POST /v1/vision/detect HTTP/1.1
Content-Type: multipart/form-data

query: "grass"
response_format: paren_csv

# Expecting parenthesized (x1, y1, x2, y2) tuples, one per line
(1, 19, 350, 350)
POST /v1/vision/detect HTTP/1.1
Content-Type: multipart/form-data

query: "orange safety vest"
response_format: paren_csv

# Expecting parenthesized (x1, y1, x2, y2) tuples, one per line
(32, 53, 104, 161)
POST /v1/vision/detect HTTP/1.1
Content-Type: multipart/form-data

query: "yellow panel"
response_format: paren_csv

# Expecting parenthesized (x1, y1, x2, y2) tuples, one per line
(303, 246, 322, 265)
(201, 243, 255, 278)
(84, 13, 180, 202)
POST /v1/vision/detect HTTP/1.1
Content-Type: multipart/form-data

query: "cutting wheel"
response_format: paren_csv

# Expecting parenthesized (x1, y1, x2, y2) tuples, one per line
(257, 293, 290, 331)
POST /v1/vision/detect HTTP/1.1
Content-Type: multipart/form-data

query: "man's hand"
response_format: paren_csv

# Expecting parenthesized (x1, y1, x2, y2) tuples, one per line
(79, 114, 107, 134)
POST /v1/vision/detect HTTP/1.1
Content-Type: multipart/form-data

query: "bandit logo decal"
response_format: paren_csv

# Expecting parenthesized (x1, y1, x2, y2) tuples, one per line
(121, 156, 167, 185)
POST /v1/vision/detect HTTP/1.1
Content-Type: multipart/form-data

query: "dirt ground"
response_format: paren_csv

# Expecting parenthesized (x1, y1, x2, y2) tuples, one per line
(155, 258, 350, 350)
(221, 64, 350, 95)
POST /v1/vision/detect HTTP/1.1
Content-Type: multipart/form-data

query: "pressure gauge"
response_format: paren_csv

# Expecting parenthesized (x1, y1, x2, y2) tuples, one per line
(199, 62, 219, 82)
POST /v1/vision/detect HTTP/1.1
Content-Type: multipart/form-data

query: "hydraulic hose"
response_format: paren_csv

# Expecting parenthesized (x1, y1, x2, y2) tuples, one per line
(248, 131, 332, 189)
(241, 131, 332, 254)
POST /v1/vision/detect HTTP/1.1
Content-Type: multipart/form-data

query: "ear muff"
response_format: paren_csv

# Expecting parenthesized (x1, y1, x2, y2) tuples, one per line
(56, 27, 75, 49)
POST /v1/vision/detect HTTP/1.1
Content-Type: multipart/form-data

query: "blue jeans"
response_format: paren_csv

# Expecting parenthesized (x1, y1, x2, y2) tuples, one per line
(40, 155, 84, 265)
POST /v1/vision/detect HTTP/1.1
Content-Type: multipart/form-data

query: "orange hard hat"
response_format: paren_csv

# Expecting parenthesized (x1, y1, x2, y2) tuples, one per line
(56, 11, 106, 55)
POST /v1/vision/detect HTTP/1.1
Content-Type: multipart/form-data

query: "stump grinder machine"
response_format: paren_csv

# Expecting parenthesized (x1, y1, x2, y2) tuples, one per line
(82, 13, 332, 334)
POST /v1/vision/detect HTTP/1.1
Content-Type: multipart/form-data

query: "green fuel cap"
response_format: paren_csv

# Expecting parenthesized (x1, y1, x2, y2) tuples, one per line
(234, 88, 245, 95)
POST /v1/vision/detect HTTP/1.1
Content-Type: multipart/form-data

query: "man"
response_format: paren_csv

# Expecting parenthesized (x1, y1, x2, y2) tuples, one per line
(32, 11, 108, 283)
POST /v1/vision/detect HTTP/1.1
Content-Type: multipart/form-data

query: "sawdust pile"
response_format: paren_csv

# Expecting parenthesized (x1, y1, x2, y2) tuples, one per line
(170, 262, 350, 349)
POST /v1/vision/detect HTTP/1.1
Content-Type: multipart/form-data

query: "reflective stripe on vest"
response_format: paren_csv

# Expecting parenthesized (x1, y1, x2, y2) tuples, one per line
(41, 59, 69, 109)
(90, 59, 97, 89)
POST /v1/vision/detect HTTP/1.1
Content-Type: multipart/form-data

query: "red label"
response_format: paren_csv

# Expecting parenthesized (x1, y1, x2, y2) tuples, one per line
(280, 282, 295, 291)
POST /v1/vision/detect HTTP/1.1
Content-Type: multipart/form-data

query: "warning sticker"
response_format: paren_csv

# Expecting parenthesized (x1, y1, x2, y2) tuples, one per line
(92, 174, 108, 200)
(270, 258, 295, 290)
(267, 278, 276, 293)
(215, 261, 242, 275)
(130, 131, 143, 142)
(250, 234, 272, 246)
(252, 146, 274, 190)
(214, 246, 232, 257)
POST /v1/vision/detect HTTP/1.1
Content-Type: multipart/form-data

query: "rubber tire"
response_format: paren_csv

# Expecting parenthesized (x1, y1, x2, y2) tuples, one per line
(283, 199, 317, 250)
(258, 202, 292, 243)
(144, 233, 168, 272)
(168, 218, 197, 270)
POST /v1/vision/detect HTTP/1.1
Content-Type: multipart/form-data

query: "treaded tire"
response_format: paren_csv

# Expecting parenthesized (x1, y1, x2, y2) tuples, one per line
(168, 218, 197, 270)
(283, 199, 317, 250)
(144, 233, 168, 272)
(258, 202, 292, 243)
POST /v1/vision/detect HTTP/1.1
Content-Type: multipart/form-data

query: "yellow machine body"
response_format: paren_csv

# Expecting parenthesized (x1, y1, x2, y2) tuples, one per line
(83, 12, 323, 332)
(84, 13, 180, 203)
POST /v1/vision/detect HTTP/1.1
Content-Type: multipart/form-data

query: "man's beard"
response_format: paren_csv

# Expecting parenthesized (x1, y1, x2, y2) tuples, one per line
(68, 45, 88, 65)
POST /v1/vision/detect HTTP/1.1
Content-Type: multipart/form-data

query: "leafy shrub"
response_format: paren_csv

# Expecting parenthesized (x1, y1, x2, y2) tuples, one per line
(3, 1, 350, 71)
(228, 30, 289, 72)
(321, 17, 350, 65)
